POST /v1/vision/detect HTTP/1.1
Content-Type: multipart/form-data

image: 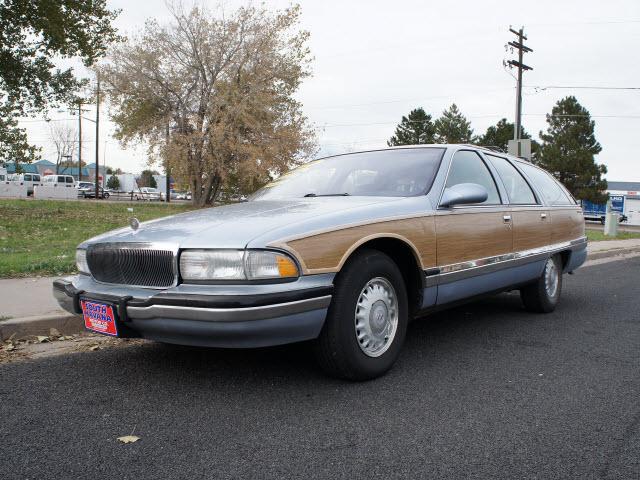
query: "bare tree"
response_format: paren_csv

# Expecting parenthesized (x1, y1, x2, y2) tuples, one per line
(49, 122, 78, 174)
(102, 3, 316, 206)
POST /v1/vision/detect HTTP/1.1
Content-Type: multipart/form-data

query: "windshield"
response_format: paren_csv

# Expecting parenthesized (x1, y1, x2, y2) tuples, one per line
(251, 148, 445, 200)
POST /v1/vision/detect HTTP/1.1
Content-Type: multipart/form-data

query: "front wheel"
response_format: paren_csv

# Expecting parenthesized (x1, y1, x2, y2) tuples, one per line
(520, 255, 563, 313)
(313, 249, 408, 381)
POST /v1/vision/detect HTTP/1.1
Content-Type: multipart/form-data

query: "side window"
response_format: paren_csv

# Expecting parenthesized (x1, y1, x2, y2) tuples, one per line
(58, 176, 65, 183)
(519, 163, 573, 205)
(445, 150, 501, 205)
(33, 175, 40, 182)
(487, 155, 537, 204)
(24, 174, 32, 181)
(66, 176, 74, 184)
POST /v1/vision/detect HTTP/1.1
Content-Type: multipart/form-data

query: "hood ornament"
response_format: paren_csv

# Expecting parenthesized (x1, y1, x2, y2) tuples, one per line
(130, 217, 140, 231)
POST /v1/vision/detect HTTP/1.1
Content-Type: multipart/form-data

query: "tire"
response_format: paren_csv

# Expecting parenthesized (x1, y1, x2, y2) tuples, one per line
(103, 193, 110, 199)
(313, 249, 409, 381)
(520, 255, 563, 313)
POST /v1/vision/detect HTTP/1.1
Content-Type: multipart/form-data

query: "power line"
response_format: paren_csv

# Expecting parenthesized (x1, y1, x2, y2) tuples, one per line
(526, 85, 640, 91)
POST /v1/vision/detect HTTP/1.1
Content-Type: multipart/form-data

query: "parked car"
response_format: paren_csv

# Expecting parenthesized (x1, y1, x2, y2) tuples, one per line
(132, 187, 163, 201)
(43, 174, 76, 187)
(76, 181, 94, 197)
(53, 145, 587, 380)
(8, 173, 42, 195)
(79, 185, 110, 199)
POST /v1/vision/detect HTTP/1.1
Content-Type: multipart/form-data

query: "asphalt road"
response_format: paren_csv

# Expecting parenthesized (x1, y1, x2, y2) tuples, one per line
(1, 257, 639, 479)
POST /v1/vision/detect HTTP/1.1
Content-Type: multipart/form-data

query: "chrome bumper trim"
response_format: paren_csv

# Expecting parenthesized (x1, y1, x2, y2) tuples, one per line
(126, 295, 332, 322)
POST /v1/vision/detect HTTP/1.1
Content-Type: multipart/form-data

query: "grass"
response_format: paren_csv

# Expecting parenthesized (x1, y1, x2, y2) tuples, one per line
(0, 199, 196, 278)
(585, 230, 640, 242)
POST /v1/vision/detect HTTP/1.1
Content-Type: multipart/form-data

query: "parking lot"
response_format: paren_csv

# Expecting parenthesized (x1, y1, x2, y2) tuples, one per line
(2, 256, 638, 479)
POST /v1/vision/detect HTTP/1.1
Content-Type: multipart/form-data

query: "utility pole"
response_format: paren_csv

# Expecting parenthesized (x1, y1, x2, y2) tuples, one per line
(77, 100, 82, 181)
(165, 119, 171, 203)
(507, 27, 533, 142)
(95, 73, 100, 198)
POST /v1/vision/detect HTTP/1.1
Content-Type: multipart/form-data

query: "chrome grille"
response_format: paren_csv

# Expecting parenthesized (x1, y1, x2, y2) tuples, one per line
(86, 243, 176, 288)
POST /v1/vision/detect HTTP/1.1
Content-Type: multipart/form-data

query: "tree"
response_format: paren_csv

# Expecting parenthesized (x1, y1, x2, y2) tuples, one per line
(387, 108, 435, 146)
(103, 4, 315, 206)
(434, 104, 474, 144)
(477, 118, 539, 153)
(138, 170, 158, 188)
(49, 123, 77, 174)
(107, 175, 120, 190)
(0, 0, 119, 163)
(537, 96, 607, 203)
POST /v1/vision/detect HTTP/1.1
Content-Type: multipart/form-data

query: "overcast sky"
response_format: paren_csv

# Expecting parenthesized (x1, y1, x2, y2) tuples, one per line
(20, 0, 640, 180)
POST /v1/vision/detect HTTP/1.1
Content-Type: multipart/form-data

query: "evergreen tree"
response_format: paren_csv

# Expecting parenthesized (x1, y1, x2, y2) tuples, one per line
(537, 96, 607, 203)
(477, 118, 539, 153)
(106, 175, 120, 190)
(387, 107, 435, 146)
(434, 104, 474, 143)
(139, 169, 158, 188)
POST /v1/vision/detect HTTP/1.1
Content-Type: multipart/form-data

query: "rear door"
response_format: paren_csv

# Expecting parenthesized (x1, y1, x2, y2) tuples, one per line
(485, 154, 550, 251)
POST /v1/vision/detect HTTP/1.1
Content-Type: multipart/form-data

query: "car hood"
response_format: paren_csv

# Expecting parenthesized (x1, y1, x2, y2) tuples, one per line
(81, 197, 406, 249)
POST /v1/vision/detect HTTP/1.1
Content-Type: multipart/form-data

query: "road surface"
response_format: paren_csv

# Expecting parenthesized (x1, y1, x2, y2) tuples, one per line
(1, 257, 639, 479)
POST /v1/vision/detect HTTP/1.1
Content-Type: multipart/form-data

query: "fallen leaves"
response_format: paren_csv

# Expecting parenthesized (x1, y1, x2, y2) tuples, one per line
(117, 435, 140, 444)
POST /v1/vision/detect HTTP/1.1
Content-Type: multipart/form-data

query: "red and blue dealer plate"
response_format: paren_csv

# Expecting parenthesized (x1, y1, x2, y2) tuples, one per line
(80, 299, 118, 336)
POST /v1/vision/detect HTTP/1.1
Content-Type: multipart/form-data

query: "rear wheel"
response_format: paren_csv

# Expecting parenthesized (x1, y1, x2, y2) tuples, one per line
(313, 249, 408, 381)
(520, 255, 563, 313)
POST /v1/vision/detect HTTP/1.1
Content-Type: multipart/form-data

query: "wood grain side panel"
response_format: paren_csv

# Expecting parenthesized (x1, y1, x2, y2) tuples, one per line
(280, 216, 437, 274)
(512, 209, 551, 251)
(435, 211, 513, 265)
(550, 208, 585, 243)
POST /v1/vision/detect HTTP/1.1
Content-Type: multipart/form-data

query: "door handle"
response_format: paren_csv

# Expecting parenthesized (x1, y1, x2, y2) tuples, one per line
(540, 213, 547, 220)
(503, 215, 512, 223)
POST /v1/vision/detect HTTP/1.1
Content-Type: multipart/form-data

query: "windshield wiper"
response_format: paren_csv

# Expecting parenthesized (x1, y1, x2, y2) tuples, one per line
(303, 193, 350, 197)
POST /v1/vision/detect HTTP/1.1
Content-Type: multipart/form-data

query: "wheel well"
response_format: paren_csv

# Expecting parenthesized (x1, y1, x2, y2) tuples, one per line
(342, 237, 424, 316)
(559, 250, 571, 271)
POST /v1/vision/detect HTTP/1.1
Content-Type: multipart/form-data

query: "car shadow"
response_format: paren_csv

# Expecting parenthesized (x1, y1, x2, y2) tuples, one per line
(102, 291, 534, 386)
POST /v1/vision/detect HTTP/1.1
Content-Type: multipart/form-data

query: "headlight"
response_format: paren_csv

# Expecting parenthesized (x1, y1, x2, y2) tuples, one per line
(76, 249, 90, 274)
(180, 250, 299, 282)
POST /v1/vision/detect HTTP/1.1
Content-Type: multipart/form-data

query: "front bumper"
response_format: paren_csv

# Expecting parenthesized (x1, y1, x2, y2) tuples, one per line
(53, 275, 333, 348)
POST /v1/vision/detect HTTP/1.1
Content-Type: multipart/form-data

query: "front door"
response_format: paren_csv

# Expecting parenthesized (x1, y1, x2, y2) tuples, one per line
(435, 150, 512, 304)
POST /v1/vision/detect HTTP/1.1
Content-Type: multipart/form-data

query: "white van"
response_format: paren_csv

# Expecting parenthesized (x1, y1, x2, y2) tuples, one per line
(8, 172, 43, 195)
(0, 167, 6, 182)
(43, 174, 76, 187)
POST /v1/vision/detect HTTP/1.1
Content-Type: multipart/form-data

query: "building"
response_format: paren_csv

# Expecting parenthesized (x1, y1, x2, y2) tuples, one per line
(606, 181, 640, 226)
(3, 162, 39, 175)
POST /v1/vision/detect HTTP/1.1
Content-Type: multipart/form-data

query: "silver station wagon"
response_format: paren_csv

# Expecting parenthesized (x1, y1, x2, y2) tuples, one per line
(54, 145, 587, 380)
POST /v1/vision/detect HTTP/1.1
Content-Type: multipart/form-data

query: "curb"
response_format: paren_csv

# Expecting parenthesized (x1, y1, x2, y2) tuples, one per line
(0, 313, 83, 342)
(2, 245, 639, 342)
(586, 246, 640, 261)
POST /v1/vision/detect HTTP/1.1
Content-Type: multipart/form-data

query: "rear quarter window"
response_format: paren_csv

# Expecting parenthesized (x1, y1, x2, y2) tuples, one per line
(518, 162, 574, 206)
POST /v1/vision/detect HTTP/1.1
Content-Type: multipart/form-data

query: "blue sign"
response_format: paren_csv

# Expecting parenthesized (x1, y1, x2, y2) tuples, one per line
(610, 195, 625, 213)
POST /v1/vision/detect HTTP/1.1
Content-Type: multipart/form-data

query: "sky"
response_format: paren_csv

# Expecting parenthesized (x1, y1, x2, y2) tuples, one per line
(19, 0, 640, 180)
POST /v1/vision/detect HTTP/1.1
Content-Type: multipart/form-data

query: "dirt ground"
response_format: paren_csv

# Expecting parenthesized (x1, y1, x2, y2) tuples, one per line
(0, 331, 146, 364)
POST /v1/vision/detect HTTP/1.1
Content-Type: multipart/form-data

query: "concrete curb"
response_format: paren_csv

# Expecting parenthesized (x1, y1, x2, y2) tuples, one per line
(0, 313, 83, 342)
(586, 246, 640, 261)
(2, 244, 639, 342)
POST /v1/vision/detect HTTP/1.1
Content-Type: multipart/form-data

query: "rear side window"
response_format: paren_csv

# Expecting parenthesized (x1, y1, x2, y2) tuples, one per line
(487, 155, 537, 205)
(518, 163, 574, 205)
(66, 176, 74, 183)
(445, 150, 501, 205)
(24, 174, 32, 181)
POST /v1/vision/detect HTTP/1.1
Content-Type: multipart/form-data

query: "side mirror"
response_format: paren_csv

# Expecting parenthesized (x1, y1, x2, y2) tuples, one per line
(440, 183, 488, 208)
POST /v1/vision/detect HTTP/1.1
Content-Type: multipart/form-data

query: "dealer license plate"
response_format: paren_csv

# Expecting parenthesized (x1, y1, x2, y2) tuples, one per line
(80, 299, 119, 336)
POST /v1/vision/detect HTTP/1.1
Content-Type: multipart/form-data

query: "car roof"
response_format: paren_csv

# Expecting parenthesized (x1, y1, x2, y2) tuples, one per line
(314, 144, 529, 164)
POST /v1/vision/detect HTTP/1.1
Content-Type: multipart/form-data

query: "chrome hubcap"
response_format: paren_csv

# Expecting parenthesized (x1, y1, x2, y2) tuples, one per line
(355, 277, 398, 357)
(544, 258, 559, 298)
